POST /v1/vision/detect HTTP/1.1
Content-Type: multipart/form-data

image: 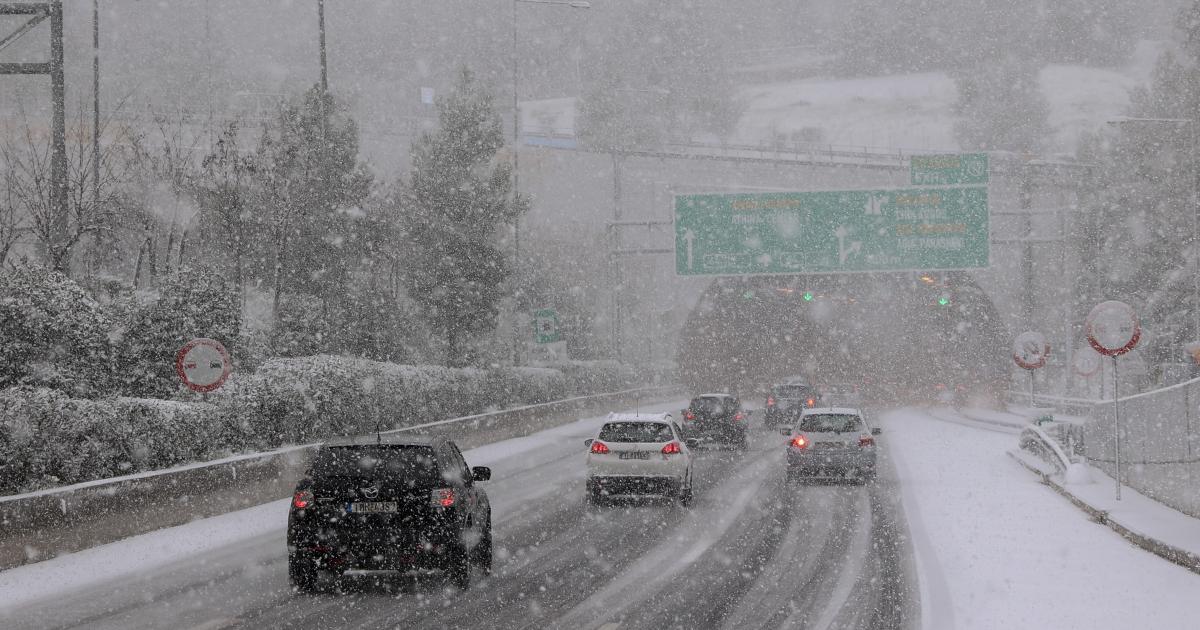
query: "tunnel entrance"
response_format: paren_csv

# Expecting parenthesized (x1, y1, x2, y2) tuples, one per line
(677, 271, 1009, 404)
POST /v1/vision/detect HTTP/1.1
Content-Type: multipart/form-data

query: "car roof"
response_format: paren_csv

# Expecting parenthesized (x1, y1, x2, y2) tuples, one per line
(322, 433, 441, 448)
(605, 412, 673, 423)
(800, 406, 863, 416)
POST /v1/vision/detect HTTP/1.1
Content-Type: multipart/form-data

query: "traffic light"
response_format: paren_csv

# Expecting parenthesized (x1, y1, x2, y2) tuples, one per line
(937, 295, 952, 306)
(802, 291, 814, 301)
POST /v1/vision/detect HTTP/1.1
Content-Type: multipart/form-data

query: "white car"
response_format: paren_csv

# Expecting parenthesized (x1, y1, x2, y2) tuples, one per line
(584, 413, 694, 506)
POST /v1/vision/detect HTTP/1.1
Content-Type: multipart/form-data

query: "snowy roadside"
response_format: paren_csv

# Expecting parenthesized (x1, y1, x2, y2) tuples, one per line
(0, 401, 685, 613)
(886, 407, 1200, 630)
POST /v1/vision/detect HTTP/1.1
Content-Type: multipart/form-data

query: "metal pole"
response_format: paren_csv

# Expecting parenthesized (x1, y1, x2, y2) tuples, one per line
(317, 0, 328, 93)
(1029, 370, 1035, 407)
(1113, 355, 1121, 501)
(92, 0, 100, 222)
(1192, 121, 1198, 342)
(49, 0, 67, 271)
(511, 0, 522, 366)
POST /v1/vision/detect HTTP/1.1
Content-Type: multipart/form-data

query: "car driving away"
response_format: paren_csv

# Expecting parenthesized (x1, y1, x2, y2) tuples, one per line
(585, 413, 693, 506)
(782, 407, 881, 484)
(681, 393, 749, 449)
(763, 381, 821, 427)
(287, 435, 492, 592)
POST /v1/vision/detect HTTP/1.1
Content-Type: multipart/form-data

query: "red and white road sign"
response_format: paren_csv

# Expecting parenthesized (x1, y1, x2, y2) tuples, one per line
(1085, 300, 1140, 357)
(175, 338, 232, 393)
(1013, 331, 1050, 370)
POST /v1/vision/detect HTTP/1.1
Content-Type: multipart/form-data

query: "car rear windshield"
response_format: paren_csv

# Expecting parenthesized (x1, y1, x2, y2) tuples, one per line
(690, 397, 732, 414)
(599, 422, 674, 443)
(798, 414, 863, 433)
(312, 445, 440, 485)
(773, 385, 815, 399)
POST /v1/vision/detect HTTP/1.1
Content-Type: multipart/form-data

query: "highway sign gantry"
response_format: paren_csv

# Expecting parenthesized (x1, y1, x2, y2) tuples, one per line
(910, 153, 989, 186)
(674, 187, 989, 276)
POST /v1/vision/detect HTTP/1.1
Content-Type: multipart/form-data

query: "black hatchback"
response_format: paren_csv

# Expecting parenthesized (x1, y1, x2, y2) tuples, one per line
(287, 435, 492, 592)
(681, 393, 748, 449)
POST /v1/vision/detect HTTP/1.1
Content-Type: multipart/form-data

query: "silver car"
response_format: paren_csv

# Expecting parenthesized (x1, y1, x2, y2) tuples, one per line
(781, 407, 881, 484)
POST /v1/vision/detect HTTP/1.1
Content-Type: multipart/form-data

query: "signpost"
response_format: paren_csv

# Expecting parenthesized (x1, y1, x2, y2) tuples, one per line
(533, 308, 561, 344)
(1013, 331, 1050, 406)
(674, 187, 989, 276)
(1085, 300, 1141, 501)
(175, 338, 232, 393)
(910, 153, 989, 186)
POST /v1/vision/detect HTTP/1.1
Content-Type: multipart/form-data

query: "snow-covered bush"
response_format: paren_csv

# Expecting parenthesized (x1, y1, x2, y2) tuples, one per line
(0, 267, 115, 398)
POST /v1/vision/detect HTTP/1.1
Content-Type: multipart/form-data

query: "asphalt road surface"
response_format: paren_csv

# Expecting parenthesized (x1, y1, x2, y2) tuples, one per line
(4, 407, 918, 630)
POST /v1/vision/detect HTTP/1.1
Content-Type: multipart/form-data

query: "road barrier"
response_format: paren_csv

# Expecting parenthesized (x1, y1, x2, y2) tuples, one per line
(0, 385, 682, 571)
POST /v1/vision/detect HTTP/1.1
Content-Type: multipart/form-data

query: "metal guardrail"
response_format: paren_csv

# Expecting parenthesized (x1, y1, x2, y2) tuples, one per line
(1018, 425, 1074, 473)
(1003, 390, 1099, 417)
(0, 385, 683, 570)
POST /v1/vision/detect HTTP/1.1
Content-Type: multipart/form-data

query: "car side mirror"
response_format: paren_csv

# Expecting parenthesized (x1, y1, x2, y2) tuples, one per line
(779, 427, 793, 436)
(471, 466, 491, 482)
(871, 427, 882, 436)
(584, 438, 594, 448)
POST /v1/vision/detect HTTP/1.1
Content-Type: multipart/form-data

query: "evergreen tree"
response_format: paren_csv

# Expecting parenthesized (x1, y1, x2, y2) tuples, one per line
(398, 69, 525, 367)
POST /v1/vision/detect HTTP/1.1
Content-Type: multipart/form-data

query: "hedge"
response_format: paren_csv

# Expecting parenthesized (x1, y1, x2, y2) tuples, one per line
(0, 356, 642, 495)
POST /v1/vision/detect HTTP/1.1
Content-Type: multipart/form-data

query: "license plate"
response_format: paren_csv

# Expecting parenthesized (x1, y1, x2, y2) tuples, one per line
(619, 451, 650, 460)
(347, 501, 397, 514)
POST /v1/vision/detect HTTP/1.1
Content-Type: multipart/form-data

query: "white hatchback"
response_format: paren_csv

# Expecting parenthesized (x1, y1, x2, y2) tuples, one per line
(584, 413, 694, 506)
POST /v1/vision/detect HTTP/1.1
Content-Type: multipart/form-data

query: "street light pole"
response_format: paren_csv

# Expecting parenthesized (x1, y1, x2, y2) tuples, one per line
(510, 0, 589, 366)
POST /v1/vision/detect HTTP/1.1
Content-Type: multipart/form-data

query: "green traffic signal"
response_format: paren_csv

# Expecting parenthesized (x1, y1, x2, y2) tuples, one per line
(938, 296, 951, 306)
(803, 291, 814, 301)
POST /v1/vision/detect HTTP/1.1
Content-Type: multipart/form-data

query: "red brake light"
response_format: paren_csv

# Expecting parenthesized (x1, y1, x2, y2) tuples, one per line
(684, 411, 695, 421)
(662, 441, 682, 455)
(590, 440, 610, 454)
(431, 488, 455, 507)
(767, 396, 776, 408)
(734, 412, 745, 422)
(859, 435, 875, 448)
(790, 434, 809, 449)
(292, 490, 313, 510)
(806, 398, 815, 407)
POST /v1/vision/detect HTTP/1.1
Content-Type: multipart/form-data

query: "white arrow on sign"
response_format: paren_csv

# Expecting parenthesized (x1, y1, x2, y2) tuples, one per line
(834, 225, 862, 265)
(683, 229, 696, 270)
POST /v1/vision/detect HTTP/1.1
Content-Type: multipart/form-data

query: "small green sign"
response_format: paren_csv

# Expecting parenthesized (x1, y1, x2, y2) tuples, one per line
(910, 153, 989, 186)
(533, 308, 561, 344)
(674, 187, 989, 276)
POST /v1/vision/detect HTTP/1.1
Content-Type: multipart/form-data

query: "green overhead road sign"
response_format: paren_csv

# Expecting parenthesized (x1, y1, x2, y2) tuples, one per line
(674, 187, 989, 276)
(533, 308, 561, 344)
(910, 153, 989, 185)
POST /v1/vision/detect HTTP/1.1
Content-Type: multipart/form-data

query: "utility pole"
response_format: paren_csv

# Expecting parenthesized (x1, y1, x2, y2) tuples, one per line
(317, 0, 328, 93)
(93, 0, 101, 228)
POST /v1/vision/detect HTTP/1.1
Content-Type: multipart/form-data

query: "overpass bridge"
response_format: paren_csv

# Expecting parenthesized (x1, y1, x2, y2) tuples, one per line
(518, 140, 1087, 394)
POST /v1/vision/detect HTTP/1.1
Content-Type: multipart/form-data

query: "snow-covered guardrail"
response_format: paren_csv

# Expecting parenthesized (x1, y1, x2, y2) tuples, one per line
(1003, 390, 1100, 417)
(1018, 425, 1074, 473)
(0, 385, 682, 571)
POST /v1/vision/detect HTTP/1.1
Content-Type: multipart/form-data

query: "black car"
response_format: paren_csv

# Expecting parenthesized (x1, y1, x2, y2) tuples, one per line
(763, 382, 821, 426)
(287, 435, 492, 592)
(681, 393, 748, 448)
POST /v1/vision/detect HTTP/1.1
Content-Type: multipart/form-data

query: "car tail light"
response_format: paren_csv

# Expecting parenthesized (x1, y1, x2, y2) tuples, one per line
(790, 434, 809, 449)
(292, 489, 313, 510)
(431, 488, 455, 508)
(806, 398, 815, 407)
(859, 435, 875, 448)
(734, 412, 745, 422)
(662, 441, 682, 455)
(684, 411, 695, 421)
(590, 440, 610, 454)
(767, 396, 775, 408)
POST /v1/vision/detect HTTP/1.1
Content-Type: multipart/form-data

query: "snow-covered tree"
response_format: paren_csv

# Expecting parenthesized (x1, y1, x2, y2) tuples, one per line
(397, 69, 525, 367)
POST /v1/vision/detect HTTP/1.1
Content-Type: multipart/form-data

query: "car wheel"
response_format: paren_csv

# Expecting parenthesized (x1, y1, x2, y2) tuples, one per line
(447, 544, 472, 591)
(288, 554, 318, 593)
(474, 522, 493, 574)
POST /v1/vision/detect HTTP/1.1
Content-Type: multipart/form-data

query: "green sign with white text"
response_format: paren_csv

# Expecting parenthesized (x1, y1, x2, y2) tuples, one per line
(533, 308, 561, 344)
(674, 188, 989, 276)
(910, 153, 989, 185)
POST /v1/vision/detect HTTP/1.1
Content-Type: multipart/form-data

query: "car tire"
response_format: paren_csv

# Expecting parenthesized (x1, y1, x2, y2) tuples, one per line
(288, 554, 318, 593)
(474, 520, 493, 575)
(447, 544, 472, 591)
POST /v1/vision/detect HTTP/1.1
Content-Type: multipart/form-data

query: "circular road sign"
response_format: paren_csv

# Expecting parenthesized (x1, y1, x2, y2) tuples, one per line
(1072, 346, 1102, 377)
(1013, 331, 1050, 370)
(175, 338, 232, 392)
(1085, 300, 1141, 357)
